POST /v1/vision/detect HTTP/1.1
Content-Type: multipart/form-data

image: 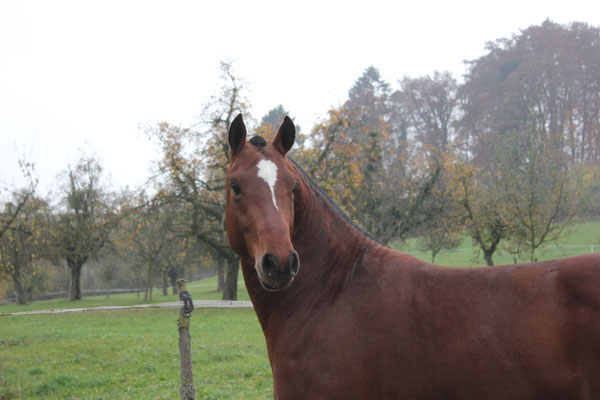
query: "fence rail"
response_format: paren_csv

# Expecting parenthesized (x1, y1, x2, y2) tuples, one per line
(0, 300, 253, 316)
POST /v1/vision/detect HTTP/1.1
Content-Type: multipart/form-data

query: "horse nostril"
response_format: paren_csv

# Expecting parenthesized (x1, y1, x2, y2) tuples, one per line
(288, 252, 299, 276)
(262, 253, 278, 278)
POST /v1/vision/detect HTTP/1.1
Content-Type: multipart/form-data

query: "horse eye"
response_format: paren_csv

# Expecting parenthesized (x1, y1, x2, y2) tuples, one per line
(291, 182, 299, 194)
(231, 182, 241, 196)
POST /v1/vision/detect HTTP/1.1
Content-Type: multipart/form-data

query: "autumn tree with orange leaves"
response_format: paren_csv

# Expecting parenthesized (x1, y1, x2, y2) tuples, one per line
(0, 192, 51, 304)
(300, 67, 443, 244)
(148, 62, 251, 300)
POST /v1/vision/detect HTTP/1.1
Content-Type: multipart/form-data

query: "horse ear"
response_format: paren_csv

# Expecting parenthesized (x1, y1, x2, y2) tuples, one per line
(273, 116, 296, 156)
(228, 114, 247, 156)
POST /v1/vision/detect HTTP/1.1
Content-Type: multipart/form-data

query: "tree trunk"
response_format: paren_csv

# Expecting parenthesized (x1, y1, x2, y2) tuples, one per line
(168, 267, 178, 294)
(11, 268, 28, 305)
(222, 258, 239, 300)
(162, 269, 168, 296)
(217, 256, 224, 292)
(69, 263, 83, 301)
(483, 250, 494, 266)
(144, 260, 153, 302)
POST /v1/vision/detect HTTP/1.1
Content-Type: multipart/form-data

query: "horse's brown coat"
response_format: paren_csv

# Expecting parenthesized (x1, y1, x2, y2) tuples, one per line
(225, 115, 600, 399)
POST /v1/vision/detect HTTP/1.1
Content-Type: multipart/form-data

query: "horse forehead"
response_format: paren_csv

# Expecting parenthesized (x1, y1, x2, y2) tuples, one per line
(253, 156, 284, 210)
(230, 146, 288, 181)
(256, 158, 278, 182)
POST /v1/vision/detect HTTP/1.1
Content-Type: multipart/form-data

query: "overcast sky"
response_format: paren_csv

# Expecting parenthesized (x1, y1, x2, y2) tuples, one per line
(1, 0, 599, 194)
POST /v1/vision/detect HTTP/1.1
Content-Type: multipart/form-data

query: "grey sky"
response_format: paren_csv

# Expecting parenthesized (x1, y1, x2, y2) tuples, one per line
(1, 0, 599, 193)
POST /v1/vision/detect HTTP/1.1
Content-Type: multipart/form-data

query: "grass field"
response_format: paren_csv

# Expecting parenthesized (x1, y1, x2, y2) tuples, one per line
(0, 279, 264, 400)
(0, 308, 270, 399)
(1, 220, 598, 399)
(393, 220, 600, 266)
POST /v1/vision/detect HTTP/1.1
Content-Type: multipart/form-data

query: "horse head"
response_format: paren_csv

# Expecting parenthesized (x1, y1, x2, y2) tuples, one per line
(225, 114, 300, 291)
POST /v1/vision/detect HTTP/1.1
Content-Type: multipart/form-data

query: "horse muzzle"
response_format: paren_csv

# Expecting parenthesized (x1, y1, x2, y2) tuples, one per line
(256, 250, 299, 291)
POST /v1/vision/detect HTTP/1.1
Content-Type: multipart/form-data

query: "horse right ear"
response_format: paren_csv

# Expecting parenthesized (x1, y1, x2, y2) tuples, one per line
(228, 114, 247, 156)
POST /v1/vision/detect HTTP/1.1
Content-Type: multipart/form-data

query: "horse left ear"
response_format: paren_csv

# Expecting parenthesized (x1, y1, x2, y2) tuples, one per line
(273, 116, 296, 156)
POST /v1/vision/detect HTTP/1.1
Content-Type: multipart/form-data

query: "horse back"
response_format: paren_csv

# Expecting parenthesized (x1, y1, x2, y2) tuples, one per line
(384, 252, 600, 399)
(271, 252, 600, 399)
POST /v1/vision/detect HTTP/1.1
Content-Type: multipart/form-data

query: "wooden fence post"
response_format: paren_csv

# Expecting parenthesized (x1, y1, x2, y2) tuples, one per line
(177, 279, 195, 400)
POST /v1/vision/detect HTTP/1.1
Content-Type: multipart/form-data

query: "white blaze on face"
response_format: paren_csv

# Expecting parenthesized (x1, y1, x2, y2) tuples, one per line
(257, 159, 279, 210)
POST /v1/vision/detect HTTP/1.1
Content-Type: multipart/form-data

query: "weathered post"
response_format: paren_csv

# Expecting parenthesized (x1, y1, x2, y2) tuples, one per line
(177, 279, 195, 400)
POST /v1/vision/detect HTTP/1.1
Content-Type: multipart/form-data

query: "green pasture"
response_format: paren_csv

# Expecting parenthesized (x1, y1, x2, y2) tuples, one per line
(1, 220, 598, 399)
(0, 308, 270, 400)
(0, 279, 261, 400)
(394, 220, 600, 266)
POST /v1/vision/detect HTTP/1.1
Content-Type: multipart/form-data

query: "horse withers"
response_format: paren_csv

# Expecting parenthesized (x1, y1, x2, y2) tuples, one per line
(225, 114, 600, 399)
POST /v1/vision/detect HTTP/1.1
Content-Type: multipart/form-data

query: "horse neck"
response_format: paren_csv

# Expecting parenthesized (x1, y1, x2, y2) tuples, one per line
(243, 167, 377, 329)
(292, 178, 375, 285)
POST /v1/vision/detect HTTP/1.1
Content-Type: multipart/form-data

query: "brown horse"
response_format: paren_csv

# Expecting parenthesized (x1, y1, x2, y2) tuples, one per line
(225, 114, 600, 399)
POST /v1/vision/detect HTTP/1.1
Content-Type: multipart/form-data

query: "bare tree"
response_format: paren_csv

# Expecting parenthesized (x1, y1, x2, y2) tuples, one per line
(53, 155, 117, 300)
(397, 71, 459, 160)
(493, 129, 581, 262)
(451, 162, 510, 266)
(0, 159, 37, 241)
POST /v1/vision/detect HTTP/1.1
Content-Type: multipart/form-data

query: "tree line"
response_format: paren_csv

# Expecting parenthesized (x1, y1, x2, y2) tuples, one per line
(2, 20, 599, 304)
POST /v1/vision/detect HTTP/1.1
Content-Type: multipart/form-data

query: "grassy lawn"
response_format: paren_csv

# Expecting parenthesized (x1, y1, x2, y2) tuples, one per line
(0, 308, 271, 400)
(0, 220, 598, 399)
(0, 278, 264, 399)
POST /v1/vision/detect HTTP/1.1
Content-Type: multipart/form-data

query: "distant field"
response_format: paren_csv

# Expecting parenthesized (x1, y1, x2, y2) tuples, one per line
(1, 220, 598, 399)
(0, 277, 251, 315)
(393, 220, 600, 266)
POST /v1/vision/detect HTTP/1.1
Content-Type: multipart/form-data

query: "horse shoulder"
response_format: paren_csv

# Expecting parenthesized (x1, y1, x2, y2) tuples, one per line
(553, 254, 600, 311)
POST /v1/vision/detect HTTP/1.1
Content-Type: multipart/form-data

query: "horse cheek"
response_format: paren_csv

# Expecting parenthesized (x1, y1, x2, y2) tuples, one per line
(226, 208, 247, 257)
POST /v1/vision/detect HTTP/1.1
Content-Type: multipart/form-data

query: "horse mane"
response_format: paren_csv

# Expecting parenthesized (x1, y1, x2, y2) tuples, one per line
(288, 157, 378, 242)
